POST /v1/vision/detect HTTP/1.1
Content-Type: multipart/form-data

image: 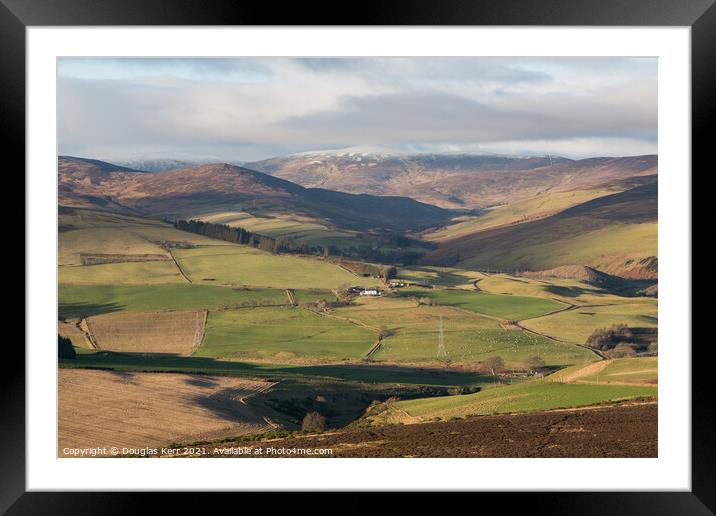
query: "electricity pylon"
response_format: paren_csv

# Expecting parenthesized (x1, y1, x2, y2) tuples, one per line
(437, 316, 447, 360)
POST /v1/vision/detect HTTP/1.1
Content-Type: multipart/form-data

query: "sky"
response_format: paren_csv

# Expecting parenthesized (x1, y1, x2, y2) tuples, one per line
(57, 57, 657, 162)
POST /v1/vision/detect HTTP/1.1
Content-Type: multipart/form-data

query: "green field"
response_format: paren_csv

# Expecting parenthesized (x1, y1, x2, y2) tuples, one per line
(197, 307, 376, 360)
(581, 357, 657, 384)
(59, 284, 297, 318)
(388, 380, 657, 421)
(335, 300, 595, 367)
(477, 274, 611, 305)
(59, 261, 187, 285)
(396, 288, 565, 320)
(521, 301, 657, 344)
(194, 210, 358, 244)
(59, 208, 232, 266)
(375, 329, 594, 366)
(173, 245, 358, 289)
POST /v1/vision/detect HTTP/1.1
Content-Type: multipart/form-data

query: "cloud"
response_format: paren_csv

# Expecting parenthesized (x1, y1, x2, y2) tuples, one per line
(57, 57, 657, 161)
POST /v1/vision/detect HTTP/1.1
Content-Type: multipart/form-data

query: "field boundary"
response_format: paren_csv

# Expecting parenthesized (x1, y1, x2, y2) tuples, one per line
(364, 338, 383, 359)
(335, 263, 360, 277)
(304, 306, 381, 334)
(191, 310, 209, 354)
(515, 320, 607, 360)
(169, 248, 193, 283)
(79, 318, 100, 350)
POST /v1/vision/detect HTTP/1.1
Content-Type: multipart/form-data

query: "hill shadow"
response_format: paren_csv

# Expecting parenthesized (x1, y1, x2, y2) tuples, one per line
(63, 351, 488, 387)
(544, 285, 591, 298)
(183, 376, 220, 388)
(189, 388, 257, 423)
(400, 266, 473, 287)
(58, 301, 125, 319)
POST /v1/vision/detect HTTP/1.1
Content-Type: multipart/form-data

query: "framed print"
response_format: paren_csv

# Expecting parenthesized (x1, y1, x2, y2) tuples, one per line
(6, 0, 710, 512)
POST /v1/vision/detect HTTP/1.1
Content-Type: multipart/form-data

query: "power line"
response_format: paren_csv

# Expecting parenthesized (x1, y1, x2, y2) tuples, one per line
(437, 316, 447, 360)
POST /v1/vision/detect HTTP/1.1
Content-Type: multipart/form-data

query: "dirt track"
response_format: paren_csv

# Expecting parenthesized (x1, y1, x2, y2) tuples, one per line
(210, 403, 657, 458)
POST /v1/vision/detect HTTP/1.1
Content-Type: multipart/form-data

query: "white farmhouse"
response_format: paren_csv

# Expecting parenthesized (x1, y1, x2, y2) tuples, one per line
(359, 289, 383, 296)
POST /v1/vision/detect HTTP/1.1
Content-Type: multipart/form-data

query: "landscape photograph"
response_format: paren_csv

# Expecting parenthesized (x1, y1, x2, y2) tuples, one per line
(57, 57, 658, 458)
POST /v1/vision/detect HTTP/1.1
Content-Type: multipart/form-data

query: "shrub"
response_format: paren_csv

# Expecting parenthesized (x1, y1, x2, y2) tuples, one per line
(609, 343, 638, 358)
(302, 411, 327, 432)
(525, 355, 546, 372)
(58, 335, 76, 359)
(585, 324, 633, 351)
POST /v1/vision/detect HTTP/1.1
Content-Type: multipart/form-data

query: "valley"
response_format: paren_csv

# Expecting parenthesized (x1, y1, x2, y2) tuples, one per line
(57, 153, 658, 458)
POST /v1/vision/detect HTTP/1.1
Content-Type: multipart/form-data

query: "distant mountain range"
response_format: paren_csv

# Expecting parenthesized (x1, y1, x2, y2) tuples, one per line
(57, 156, 451, 233)
(246, 153, 657, 209)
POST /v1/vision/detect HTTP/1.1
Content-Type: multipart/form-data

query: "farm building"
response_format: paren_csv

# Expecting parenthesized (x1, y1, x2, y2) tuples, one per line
(360, 288, 383, 296)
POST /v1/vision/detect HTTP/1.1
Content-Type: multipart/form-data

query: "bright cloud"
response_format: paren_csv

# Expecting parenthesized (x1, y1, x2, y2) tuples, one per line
(57, 57, 657, 161)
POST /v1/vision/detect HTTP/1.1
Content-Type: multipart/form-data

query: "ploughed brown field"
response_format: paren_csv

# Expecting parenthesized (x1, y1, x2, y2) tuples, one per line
(208, 403, 657, 458)
(58, 369, 272, 456)
(85, 310, 207, 355)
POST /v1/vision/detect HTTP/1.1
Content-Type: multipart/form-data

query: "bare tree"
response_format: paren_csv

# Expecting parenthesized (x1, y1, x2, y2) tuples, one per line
(483, 356, 504, 376)
(525, 355, 545, 373)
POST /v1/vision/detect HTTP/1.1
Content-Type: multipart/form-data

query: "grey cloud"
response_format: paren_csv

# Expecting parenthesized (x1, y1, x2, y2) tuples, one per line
(278, 87, 656, 146)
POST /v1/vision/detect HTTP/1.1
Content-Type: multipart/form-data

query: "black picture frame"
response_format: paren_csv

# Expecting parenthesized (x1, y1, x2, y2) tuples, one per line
(6, 0, 708, 513)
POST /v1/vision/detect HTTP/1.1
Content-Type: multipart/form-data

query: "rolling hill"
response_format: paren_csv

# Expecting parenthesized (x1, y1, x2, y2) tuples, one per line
(247, 152, 657, 209)
(423, 180, 657, 278)
(58, 157, 452, 233)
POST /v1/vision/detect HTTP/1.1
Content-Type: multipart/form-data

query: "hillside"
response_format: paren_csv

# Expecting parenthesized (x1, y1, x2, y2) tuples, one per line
(521, 265, 620, 285)
(58, 158, 452, 233)
(423, 180, 657, 278)
(248, 153, 657, 209)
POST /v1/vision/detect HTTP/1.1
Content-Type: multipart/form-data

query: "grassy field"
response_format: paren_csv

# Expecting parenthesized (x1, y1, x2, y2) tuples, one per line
(378, 380, 656, 422)
(197, 307, 377, 360)
(521, 300, 657, 344)
(59, 208, 232, 266)
(395, 288, 565, 320)
(59, 261, 187, 285)
(86, 310, 206, 355)
(58, 284, 299, 318)
(196, 210, 342, 238)
(173, 245, 358, 289)
(424, 189, 613, 242)
(477, 273, 616, 305)
(335, 299, 595, 367)
(580, 357, 657, 385)
(456, 222, 657, 273)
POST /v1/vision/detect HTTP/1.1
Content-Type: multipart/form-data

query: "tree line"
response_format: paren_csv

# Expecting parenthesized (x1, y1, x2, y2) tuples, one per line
(174, 219, 335, 257)
(173, 219, 431, 266)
